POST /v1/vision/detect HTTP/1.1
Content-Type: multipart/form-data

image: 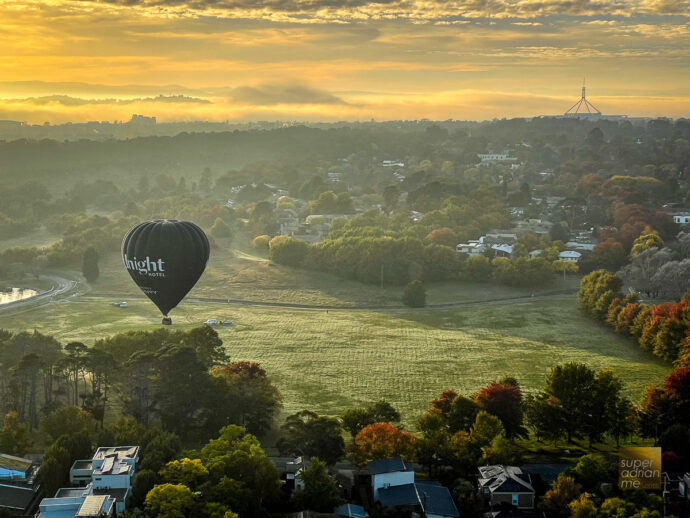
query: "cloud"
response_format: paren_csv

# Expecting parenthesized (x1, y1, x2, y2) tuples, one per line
(6, 94, 211, 106)
(67, 0, 690, 21)
(229, 84, 349, 105)
(0, 87, 687, 124)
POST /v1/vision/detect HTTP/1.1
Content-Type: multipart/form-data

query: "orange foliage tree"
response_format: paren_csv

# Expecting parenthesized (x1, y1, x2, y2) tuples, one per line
(352, 422, 417, 465)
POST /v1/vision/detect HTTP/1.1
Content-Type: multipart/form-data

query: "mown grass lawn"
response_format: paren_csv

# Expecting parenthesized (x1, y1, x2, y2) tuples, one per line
(86, 238, 581, 308)
(0, 290, 670, 430)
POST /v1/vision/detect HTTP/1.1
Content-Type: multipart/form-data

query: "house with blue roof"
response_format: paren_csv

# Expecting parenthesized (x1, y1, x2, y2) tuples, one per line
(368, 457, 414, 501)
(367, 457, 459, 518)
(335, 503, 368, 518)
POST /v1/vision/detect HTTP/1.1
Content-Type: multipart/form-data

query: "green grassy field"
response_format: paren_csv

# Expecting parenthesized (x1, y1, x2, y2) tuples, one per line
(0, 232, 670, 429)
(84, 237, 581, 307)
(0, 290, 669, 429)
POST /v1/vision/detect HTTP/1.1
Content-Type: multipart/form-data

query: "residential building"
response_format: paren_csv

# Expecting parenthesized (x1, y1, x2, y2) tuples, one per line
(285, 457, 308, 492)
(368, 458, 459, 518)
(0, 453, 43, 517)
(456, 241, 487, 255)
(369, 457, 414, 502)
(478, 465, 535, 510)
(378, 481, 459, 518)
(335, 503, 368, 518)
(671, 212, 690, 225)
(381, 160, 404, 167)
(477, 153, 517, 165)
(38, 492, 115, 518)
(565, 241, 595, 252)
(38, 446, 139, 517)
(558, 250, 582, 263)
(485, 230, 519, 243)
(491, 244, 513, 258)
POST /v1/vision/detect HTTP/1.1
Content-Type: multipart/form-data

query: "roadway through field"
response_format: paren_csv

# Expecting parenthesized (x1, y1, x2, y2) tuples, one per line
(0, 274, 578, 314)
(0, 274, 88, 315)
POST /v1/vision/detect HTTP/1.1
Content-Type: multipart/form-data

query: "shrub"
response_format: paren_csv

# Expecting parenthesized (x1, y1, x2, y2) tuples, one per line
(402, 280, 426, 307)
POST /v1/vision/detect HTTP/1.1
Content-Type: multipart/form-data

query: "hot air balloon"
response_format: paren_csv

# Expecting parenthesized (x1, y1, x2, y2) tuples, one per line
(122, 220, 209, 324)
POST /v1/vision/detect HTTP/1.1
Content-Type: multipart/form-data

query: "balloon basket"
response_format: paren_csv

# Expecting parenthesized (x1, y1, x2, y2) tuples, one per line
(162, 317, 172, 325)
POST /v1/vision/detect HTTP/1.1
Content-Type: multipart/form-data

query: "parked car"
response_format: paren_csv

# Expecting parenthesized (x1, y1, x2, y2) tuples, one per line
(204, 318, 219, 325)
(119, 301, 128, 308)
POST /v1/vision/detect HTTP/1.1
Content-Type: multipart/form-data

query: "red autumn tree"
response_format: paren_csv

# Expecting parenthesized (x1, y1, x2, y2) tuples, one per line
(353, 422, 416, 464)
(431, 389, 458, 418)
(664, 365, 690, 400)
(474, 381, 525, 437)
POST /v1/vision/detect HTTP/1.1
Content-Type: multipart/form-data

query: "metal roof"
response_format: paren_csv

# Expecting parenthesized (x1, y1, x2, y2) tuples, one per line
(0, 453, 32, 473)
(335, 503, 368, 518)
(478, 465, 534, 494)
(367, 457, 411, 475)
(0, 484, 35, 511)
(378, 482, 459, 518)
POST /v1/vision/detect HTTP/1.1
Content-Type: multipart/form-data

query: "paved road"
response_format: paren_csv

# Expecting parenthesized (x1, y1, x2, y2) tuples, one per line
(0, 273, 87, 313)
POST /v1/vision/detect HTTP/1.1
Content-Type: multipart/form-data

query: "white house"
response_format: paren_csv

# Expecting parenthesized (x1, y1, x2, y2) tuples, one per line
(368, 457, 414, 502)
(456, 241, 487, 255)
(53, 446, 140, 516)
(559, 250, 582, 263)
(477, 153, 517, 165)
(672, 212, 690, 225)
(381, 160, 404, 167)
(38, 492, 115, 518)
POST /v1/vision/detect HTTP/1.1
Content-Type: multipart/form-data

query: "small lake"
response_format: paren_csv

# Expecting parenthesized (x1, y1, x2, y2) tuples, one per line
(0, 288, 38, 305)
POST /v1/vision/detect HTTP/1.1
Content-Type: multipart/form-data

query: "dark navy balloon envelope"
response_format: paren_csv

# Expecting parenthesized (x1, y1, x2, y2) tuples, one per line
(121, 220, 210, 316)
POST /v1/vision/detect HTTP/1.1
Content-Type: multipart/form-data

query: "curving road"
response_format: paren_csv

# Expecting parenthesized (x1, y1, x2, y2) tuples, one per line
(0, 274, 87, 313)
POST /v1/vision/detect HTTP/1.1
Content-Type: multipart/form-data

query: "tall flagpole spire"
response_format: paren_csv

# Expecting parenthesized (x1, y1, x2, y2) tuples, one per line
(565, 78, 601, 116)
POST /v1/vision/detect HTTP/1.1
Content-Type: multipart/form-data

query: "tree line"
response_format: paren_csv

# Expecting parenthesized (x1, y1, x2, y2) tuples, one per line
(579, 269, 690, 363)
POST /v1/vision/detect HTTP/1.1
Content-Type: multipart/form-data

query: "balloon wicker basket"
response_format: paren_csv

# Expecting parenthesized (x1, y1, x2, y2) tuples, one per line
(162, 317, 172, 325)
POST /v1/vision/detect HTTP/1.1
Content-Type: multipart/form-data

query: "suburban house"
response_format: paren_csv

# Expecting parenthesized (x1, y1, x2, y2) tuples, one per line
(671, 212, 690, 225)
(456, 241, 487, 255)
(277, 209, 300, 235)
(335, 503, 368, 518)
(491, 244, 513, 258)
(477, 153, 517, 166)
(285, 457, 308, 492)
(0, 453, 43, 517)
(368, 457, 459, 518)
(558, 250, 582, 263)
(39, 491, 115, 518)
(37, 446, 139, 517)
(565, 241, 595, 252)
(478, 465, 535, 510)
(484, 230, 519, 244)
(369, 457, 414, 502)
(269, 456, 311, 494)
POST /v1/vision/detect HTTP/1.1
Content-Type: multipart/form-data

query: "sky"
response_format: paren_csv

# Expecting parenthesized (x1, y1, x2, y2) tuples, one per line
(1, 0, 689, 122)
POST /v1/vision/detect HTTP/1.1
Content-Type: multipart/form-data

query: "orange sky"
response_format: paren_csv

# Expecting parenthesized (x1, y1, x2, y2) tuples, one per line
(1, 0, 689, 122)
